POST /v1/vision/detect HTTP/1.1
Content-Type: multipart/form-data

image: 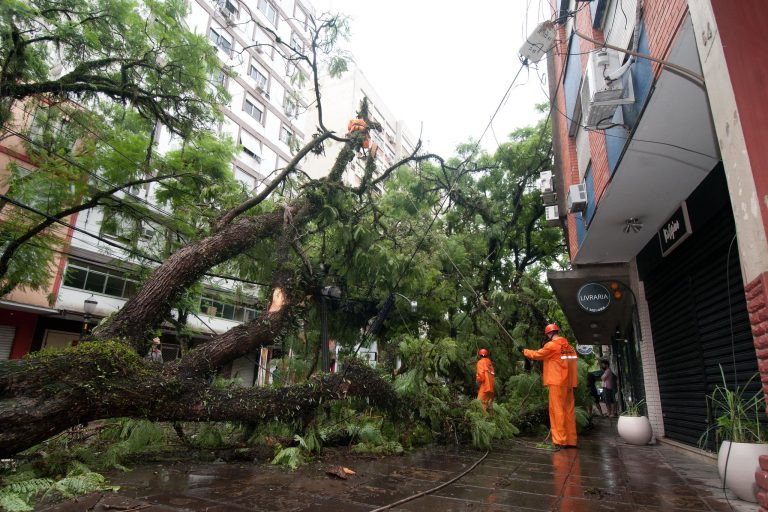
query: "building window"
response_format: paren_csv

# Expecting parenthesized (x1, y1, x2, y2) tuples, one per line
(63, 259, 138, 298)
(282, 95, 297, 118)
(242, 145, 261, 164)
(248, 65, 268, 91)
(218, 0, 238, 17)
(212, 67, 227, 86)
(200, 296, 259, 322)
(257, 0, 278, 26)
(294, 5, 308, 30)
(290, 33, 303, 53)
(244, 98, 264, 123)
(208, 28, 232, 55)
(239, 133, 262, 166)
(279, 125, 294, 145)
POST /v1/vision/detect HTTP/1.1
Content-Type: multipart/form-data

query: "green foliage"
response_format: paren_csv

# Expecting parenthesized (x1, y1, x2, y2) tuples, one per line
(0, 463, 115, 511)
(351, 441, 404, 456)
(464, 401, 520, 450)
(574, 406, 590, 433)
(700, 368, 767, 447)
(621, 399, 646, 418)
(271, 446, 305, 471)
(1, 0, 226, 130)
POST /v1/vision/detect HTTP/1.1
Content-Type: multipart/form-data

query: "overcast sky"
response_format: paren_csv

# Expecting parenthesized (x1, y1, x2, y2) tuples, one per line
(311, 0, 552, 157)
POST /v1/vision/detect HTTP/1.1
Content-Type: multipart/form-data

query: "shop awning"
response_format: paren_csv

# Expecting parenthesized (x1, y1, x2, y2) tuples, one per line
(0, 300, 60, 315)
(547, 264, 636, 347)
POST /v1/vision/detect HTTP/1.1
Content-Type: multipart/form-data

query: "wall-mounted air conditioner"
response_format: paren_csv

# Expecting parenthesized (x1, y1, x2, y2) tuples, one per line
(545, 205, 560, 227)
(539, 171, 553, 193)
(567, 183, 588, 213)
(581, 49, 635, 128)
(542, 191, 557, 205)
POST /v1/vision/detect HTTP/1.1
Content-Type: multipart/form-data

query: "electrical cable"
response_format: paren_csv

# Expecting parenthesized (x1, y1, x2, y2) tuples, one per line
(368, 450, 489, 512)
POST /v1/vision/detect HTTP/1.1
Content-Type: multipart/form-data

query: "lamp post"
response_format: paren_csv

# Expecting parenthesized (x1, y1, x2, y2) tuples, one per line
(319, 286, 342, 373)
(81, 297, 98, 339)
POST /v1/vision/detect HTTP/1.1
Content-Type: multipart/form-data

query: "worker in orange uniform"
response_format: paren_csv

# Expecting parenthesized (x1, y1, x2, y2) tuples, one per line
(476, 348, 495, 413)
(518, 324, 578, 448)
(347, 118, 380, 159)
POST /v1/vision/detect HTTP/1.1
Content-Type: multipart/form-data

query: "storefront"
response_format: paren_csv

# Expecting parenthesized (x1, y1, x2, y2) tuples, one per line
(636, 167, 758, 448)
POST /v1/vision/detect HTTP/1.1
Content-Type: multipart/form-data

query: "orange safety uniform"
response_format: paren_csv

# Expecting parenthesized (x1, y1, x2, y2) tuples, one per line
(347, 119, 370, 149)
(476, 357, 495, 411)
(523, 335, 578, 446)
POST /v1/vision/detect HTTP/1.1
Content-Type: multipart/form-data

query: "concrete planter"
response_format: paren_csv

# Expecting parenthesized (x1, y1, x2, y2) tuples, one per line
(617, 415, 653, 445)
(717, 441, 768, 502)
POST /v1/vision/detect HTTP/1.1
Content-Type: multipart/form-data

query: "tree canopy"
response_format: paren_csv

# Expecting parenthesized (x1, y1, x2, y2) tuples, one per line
(0, 0, 570, 460)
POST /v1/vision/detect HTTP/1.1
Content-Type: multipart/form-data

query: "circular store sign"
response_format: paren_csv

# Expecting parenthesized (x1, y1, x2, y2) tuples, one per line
(576, 344, 594, 356)
(576, 283, 611, 313)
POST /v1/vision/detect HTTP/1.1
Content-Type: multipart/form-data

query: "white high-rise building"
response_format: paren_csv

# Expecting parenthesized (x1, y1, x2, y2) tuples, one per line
(303, 66, 416, 185)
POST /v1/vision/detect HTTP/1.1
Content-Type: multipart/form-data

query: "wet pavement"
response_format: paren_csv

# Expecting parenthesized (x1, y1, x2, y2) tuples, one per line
(39, 417, 754, 511)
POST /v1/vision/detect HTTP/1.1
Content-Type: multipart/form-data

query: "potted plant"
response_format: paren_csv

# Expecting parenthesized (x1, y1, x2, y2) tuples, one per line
(701, 369, 768, 503)
(617, 399, 653, 445)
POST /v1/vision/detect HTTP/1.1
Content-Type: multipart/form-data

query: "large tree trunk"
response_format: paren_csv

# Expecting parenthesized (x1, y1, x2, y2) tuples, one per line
(93, 205, 303, 346)
(0, 331, 397, 457)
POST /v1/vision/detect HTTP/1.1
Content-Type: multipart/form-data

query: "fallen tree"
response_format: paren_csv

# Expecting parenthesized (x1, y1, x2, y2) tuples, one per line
(0, 336, 398, 457)
(0, 3, 446, 457)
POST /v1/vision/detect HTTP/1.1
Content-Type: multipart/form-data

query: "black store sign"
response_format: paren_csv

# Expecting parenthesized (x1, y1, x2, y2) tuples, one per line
(658, 202, 692, 257)
(577, 283, 611, 313)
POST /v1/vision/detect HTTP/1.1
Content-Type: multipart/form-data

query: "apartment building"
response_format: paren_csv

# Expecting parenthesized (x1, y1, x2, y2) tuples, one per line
(303, 66, 417, 185)
(542, 0, 766, 460)
(0, 0, 319, 387)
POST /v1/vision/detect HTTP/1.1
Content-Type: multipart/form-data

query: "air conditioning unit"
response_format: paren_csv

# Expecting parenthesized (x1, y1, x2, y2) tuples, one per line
(581, 49, 635, 128)
(542, 191, 557, 205)
(545, 205, 560, 227)
(539, 171, 553, 193)
(219, 8, 232, 20)
(567, 183, 588, 213)
(140, 225, 156, 240)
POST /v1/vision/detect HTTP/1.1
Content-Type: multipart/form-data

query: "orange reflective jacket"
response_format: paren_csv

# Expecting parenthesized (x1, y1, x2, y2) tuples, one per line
(523, 336, 577, 387)
(347, 119, 367, 132)
(476, 357, 495, 394)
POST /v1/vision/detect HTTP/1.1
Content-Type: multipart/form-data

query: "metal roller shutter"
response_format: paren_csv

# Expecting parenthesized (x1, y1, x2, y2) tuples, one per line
(643, 205, 758, 448)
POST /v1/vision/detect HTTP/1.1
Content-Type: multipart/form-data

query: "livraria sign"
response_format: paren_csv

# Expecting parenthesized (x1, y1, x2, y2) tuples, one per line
(576, 282, 611, 313)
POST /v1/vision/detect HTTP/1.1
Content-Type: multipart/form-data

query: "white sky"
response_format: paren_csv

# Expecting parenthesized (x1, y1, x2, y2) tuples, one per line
(311, 0, 552, 157)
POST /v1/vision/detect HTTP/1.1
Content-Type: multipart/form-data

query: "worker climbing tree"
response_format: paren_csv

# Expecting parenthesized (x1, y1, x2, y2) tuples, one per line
(347, 97, 382, 160)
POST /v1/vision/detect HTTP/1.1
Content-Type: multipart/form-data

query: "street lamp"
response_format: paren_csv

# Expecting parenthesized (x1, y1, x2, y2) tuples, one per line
(393, 292, 417, 312)
(81, 297, 98, 339)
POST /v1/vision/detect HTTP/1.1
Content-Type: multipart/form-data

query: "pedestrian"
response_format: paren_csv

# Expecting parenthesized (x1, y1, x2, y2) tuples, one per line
(146, 337, 163, 363)
(587, 370, 604, 417)
(600, 358, 617, 417)
(518, 324, 578, 448)
(475, 348, 495, 413)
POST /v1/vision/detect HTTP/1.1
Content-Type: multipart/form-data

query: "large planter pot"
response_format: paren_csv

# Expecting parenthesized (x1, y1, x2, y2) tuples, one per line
(617, 415, 653, 445)
(717, 441, 768, 502)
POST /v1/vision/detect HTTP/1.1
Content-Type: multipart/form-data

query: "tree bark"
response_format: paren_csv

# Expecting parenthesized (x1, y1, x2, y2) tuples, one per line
(93, 203, 305, 346)
(0, 339, 396, 457)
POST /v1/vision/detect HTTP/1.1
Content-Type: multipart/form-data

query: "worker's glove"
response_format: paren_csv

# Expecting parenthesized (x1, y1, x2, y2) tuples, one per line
(517, 346, 525, 354)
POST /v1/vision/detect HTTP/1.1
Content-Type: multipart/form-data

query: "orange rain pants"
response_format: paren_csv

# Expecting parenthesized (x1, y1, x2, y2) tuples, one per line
(476, 357, 495, 411)
(523, 335, 578, 446)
